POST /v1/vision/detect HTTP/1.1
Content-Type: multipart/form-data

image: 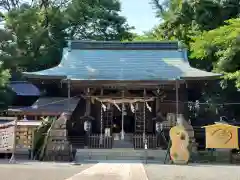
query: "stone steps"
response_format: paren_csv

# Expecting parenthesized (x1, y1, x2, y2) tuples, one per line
(112, 133, 134, 148)
(112, 140, 134, 148)
(75, 148, 167, 162)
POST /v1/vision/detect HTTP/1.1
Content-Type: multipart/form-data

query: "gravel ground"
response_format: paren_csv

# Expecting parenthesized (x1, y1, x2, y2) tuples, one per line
(0, 161, 94, 180)
(144, 163, 240, 180)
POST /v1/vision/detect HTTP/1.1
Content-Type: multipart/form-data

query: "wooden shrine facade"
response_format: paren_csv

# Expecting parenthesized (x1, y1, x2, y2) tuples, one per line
(22, 40, 221, 149)
(9, 79, 189, 149)
(58, 79, 190, 150)
(67, 81, 188, 136)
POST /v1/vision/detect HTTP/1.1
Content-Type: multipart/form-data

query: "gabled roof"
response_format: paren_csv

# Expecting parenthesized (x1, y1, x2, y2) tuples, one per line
(0, 120, 41, 128)
(9, 81, 40, 96)
(8, 97, 80, 114)
(24, 41, 221, 81)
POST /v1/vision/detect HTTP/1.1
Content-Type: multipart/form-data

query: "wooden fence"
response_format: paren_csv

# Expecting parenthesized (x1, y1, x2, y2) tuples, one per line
(87, 134, 165, 149)
(88, 134, 113, 149)
(133, 134, 158, 149)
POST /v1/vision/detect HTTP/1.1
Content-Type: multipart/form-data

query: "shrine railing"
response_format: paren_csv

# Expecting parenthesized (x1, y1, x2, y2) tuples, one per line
(88, 134, 113, 149)
(133, 134, 159, 149)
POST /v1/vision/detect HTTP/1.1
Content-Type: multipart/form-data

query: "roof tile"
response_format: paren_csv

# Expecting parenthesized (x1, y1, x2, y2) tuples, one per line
(24, 41, 221, 80)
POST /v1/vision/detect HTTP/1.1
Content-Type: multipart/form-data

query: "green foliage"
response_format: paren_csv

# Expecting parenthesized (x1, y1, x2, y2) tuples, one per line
(0, 27, 13, 108)
(0, 0, 134, 107)
(65, 0, 133, 40)
(0, 0, 134, 75)
(133, 33, 163, 41)
(190, 19, 240, 88)
(149, 0, 240, 44)
(143, 0, 240, 118)
(146, 0, 240, 90)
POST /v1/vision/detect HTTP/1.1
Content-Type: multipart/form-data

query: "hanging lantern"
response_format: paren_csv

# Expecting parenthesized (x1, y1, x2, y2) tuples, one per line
(156, 122, 164, 133)
(155, 122, 161, 133)
(84, 120, 92, 132)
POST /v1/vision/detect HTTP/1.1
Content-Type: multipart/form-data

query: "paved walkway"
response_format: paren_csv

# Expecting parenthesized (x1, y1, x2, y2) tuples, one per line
(0, 161, 94, 180)
(66, 163, 148, 180)
(2, 160, 240, 180)
(144, 163, 240, 180)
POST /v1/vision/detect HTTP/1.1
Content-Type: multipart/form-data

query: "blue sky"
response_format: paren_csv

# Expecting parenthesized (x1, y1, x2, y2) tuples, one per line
(120, 0, 160, 34)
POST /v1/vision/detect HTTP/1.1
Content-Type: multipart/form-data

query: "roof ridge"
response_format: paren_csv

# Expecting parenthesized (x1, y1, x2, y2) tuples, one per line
(69, 40, 181, 50)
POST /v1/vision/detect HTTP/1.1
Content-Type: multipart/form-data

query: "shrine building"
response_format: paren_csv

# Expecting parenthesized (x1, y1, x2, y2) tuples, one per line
(8, 41, 221, 152)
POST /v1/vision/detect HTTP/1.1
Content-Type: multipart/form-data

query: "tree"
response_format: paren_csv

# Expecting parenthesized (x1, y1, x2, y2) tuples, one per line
(3, 4, 67, 72)
(148, 0, 240, 83)
(1, 0, 134, 73)
(0, 28, 13, 109)
(0, 0, 134, 108)
(65, 0, 133, 40)
(190, 18, 240, 89)
(149, 0, 240, 45)
(142, 0, 240, 119)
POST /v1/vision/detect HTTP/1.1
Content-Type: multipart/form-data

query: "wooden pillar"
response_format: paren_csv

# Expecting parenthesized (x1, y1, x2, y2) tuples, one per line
(176, 79, 182, 125)
(143, 89, 146, 140)
(83, 88, 91, 147)
(85, 88, 91, 116)
(121, 90, 125, 140)
(155, 97, 160, 114)
(67, 79, 71, 112)
(9, 119, 17, 163)
(176, 80, 179, 115)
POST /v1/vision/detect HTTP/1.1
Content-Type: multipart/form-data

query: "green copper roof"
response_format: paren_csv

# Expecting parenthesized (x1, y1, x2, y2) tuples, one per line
(24, 41, 221, 81)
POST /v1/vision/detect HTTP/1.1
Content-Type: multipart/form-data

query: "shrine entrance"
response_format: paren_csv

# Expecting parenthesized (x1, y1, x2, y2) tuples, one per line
(96, 96, 154, 141)
(112, 115, 121, 133)
(124, 115, 135, 133)
(112, 105, 135, 134)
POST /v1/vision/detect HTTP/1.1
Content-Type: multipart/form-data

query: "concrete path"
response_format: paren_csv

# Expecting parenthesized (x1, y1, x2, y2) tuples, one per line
(66, 162, 148, 180)
(0, 161, 94, 180)
(144, 164, 240, 180)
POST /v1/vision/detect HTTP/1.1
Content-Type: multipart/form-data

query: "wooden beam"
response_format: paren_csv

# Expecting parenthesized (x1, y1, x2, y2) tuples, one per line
(66, 80, 185, 87)
(7, 111, 65, 116)
(0, 117, 17, 121)
(82, 95, 156, 99)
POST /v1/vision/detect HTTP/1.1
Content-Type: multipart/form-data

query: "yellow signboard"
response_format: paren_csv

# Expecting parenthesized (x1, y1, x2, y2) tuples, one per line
(203, 123, 239, 149)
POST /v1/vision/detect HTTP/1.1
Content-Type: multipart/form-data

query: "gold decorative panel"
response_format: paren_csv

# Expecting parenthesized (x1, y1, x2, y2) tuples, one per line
(203, 123, 239, 149)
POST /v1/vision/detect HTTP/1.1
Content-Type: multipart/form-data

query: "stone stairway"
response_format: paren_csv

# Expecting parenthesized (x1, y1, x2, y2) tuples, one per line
(112, 133, 133, 148)
(75, 148, 167, 162)
(112, 140, 134, 148)
(74, 133, 168, 162)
